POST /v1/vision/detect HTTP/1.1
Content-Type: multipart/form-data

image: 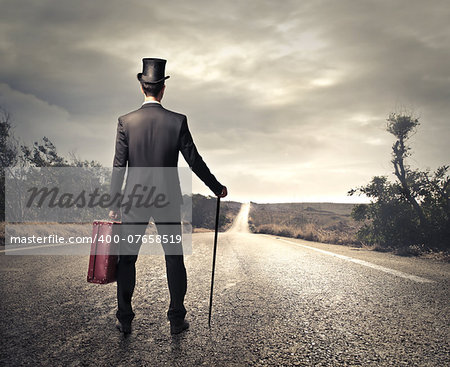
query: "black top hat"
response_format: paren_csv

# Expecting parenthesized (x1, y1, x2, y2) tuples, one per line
(137, 58, 170, 84)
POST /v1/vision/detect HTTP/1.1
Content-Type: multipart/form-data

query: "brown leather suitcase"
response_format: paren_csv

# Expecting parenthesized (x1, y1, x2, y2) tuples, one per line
(87, 220, 120, 284)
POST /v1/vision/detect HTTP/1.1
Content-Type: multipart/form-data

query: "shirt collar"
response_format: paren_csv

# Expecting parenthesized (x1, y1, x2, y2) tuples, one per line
(142, 100, 161, 105)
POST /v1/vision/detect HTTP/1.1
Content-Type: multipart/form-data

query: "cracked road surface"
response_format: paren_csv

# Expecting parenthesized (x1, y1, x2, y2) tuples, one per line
(1, 203, 449, 366)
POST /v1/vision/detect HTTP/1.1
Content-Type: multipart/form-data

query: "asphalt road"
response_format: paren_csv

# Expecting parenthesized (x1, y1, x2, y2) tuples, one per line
(1, 204, 449, 366)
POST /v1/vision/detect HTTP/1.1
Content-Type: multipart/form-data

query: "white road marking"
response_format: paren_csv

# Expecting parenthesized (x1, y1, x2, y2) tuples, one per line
(0, 243, 77, 253)
(268, 236, 435, 284)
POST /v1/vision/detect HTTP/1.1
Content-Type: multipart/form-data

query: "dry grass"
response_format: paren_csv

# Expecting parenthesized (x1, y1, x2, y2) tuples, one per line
(249, 202, 362, 246)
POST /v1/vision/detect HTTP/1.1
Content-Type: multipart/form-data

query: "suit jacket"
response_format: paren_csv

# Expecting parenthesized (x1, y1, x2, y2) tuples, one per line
(110, 102, 223, 210)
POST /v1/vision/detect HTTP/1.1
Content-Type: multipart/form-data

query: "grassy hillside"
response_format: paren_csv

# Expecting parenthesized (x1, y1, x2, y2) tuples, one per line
(249, 202, 362, 246)
(192, 194, 241, 232)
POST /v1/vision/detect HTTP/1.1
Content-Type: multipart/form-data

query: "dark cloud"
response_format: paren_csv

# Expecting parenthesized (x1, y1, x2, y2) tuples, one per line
(1, 0, 449, 202)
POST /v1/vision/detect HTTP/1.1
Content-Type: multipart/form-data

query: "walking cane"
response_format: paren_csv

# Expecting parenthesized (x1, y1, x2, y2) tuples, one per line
(208, 197, 221, 327)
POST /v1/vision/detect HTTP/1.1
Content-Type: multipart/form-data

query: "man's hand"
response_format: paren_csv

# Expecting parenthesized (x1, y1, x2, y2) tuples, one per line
(217, 186, 228, 198)
(109, 210, 120, 220)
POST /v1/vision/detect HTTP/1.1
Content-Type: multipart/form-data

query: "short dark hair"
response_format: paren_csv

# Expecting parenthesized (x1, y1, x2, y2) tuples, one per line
(140, 81, 164, 97)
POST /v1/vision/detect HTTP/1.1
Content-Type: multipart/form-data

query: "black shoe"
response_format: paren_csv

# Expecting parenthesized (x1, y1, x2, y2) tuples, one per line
(115, 320, 132, 335)
(170, 320, 189, 335)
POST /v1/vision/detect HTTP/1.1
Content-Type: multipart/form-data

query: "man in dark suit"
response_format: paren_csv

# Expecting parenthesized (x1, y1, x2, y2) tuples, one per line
(109, 58, 227, 335)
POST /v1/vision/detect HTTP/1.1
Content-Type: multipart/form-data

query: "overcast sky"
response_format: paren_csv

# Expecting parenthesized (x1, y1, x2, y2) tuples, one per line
(1, 0, 449, 203)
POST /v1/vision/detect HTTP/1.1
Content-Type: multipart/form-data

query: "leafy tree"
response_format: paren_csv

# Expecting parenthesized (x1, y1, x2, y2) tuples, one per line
(0, 109, 18, 167)
(1, 107, 106, 223)
(0, 109, 19, 221)
(349, 113, 449, 252)
(349, 176, 421, 249)
(21, 136, 69, 167)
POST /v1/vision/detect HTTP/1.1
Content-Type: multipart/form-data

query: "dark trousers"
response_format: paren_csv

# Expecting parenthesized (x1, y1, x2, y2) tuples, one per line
(116, 206, 187, 325)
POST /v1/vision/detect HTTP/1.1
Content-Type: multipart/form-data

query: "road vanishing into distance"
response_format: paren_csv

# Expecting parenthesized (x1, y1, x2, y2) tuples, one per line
(1, 203, 449, 366)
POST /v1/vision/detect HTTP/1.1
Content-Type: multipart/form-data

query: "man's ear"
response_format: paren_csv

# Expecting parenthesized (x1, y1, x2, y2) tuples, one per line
(140, 85, 145, 95)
